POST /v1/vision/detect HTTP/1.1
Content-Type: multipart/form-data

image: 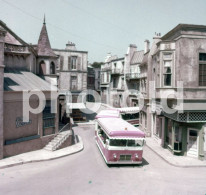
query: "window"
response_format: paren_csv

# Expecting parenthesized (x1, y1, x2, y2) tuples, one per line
(199, 53, 206, 86)
(71, 76, 77, 90)
(50, 62, 55, 74)
(163, 53, 172, 86)
(113, 78, 117, 88)
(68, 56, 77, 70)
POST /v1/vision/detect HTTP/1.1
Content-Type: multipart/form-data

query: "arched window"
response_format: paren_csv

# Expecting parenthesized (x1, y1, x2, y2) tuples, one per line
(39, 60, 46, 75)
(50, 62, 55, 74)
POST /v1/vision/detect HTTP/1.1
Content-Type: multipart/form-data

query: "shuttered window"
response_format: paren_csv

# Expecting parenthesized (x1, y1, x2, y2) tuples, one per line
(199, 53, 206, 86)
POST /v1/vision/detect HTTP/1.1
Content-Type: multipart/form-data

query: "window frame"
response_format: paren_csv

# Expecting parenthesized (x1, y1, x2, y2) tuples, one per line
(198, 52, 206, 86)
(162, 52, 173, 87)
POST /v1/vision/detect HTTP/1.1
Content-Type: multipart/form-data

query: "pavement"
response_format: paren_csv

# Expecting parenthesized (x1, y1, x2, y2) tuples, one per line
(0, 134, 83, 169)
(146, 137, 206, 167)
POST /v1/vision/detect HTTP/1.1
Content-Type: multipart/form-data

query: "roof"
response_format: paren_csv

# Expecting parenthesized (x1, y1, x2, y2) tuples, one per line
(130, 50, 144, 65)
(4, 68, 57, 91)
(140, 51, 149, 66)
(37, 22, 57, 57)
(67, 103, 86, 109)
(161, 23, 206, 41)
(0, 20, 37, 55)
(117, 107, 139, 114)
(97, 117, 145, 138)
(95, 109, 120, 119)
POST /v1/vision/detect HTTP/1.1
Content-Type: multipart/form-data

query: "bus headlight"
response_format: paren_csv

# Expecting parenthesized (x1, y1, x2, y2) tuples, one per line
(113, 153, 117, 159)
(135, 154, 138, 159)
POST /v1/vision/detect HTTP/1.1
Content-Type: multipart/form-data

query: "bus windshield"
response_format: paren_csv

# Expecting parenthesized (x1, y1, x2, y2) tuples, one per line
(109, 139, 144, 147)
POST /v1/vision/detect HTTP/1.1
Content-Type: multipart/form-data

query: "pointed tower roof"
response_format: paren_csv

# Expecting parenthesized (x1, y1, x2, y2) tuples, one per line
(37, 16, 57, 57)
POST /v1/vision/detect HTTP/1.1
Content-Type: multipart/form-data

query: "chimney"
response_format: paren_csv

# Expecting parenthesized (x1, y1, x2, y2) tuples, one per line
(127, 44, 137, 56)
(144, 40, 150, 54)
(66, 41, 76, 50)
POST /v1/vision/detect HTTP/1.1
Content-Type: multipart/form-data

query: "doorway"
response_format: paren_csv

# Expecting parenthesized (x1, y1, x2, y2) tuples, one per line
(187, 128, 199, 158)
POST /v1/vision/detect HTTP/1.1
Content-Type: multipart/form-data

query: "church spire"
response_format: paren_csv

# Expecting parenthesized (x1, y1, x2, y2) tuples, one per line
(37, 16, 57, 57)
(43, 14, 46, 25)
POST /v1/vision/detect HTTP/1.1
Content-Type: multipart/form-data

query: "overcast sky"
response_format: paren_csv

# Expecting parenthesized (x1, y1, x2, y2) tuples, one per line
(0, 0, 206, 63)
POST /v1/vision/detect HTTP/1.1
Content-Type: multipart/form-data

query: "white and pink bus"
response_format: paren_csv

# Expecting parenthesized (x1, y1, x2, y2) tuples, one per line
(95, 111, 145, 164)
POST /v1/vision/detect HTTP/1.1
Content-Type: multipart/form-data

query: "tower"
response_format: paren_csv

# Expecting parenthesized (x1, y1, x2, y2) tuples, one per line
(37, 16, 58, 77)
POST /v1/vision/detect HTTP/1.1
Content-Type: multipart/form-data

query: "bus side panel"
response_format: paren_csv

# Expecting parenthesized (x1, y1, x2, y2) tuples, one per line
(96, 136, 108, 162)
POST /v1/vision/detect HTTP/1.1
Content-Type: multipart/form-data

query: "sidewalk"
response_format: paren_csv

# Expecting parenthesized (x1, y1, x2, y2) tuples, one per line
(0, 135, 83, 169)
(145, 137, 206, 167)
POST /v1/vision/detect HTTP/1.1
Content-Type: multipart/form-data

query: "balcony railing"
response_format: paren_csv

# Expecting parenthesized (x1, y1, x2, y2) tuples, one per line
(4, 43, 29, 54)
(101, 67, 111, 71)
(111, 68, 121, 75)
(126, 73, 140, 80)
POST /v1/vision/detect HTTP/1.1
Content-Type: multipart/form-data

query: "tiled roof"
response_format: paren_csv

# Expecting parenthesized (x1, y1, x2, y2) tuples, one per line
(37, 23, 57, 57)
(5, 32, 22, 45)
(130, 50, 144, 64)
(140, 51, 149, 66)
(4, 68, 57, 91)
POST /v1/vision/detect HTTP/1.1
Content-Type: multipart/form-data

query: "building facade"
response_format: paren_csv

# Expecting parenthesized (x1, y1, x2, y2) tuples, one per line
(53, 42, 88, 122)
(0, 20, 60, 159)
(140, 24, 206, 160)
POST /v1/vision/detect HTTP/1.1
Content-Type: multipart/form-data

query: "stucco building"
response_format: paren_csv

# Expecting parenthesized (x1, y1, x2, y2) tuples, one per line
(53, 41, 88, 122)
(141, 24, 206, 160)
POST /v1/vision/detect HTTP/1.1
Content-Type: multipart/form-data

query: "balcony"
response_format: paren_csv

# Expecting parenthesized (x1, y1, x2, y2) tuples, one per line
(139, 72, 147, 78)
(4, 43, 30, 55)
(126, 73, 140, 80)
(111, 68, 121, 75)
(101, 67, 111, 71)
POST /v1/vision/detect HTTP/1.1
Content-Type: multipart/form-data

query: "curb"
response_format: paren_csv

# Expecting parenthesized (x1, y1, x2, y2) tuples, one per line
(0, 136, 84, 169)
(145, 144, 206, 168)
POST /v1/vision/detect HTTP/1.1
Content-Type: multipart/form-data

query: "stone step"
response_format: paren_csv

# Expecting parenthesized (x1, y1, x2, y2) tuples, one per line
(44, 131, 72, 151)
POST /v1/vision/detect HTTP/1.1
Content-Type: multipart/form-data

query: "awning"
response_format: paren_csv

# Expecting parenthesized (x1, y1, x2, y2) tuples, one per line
(117, 107, 139, 114)
(66, 103, 86, 109)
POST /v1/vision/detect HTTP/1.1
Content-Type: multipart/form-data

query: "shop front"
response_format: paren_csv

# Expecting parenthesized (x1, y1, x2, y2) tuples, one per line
(163, 114, 206, 160)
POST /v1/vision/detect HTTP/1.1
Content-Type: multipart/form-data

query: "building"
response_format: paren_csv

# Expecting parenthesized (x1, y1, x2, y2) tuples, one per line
(141, 24, 206, 161)
(87, 64, 95, 102)
(53, 41, 88, 122)
(125, 44, 144, 107)
(0, 20, 60, 159)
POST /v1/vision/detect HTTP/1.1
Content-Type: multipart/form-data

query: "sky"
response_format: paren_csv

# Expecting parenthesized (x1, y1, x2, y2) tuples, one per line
(0, 0, 206, 63)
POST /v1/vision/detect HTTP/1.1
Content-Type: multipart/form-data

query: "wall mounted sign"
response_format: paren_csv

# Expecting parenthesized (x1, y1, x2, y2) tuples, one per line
(16, 117, 32, 128)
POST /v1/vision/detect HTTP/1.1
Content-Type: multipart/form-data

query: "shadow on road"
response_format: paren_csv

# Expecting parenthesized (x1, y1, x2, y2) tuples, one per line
(107, 158, 149, 168)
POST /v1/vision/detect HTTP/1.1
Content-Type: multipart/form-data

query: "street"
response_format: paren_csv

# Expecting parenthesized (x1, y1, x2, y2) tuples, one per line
(0, 124, 206, 195)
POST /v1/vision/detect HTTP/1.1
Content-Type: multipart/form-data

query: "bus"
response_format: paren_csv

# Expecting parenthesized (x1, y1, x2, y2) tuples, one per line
(117, 107, 139, 127)
(95, 115, 145, 164)
(96, 107, 139, 127)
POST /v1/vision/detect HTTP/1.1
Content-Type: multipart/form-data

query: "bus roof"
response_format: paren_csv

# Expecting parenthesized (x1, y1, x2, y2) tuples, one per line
(97, 117, 145, 138)
(95, 109, 120, 119)
(117, 107, 139, 114)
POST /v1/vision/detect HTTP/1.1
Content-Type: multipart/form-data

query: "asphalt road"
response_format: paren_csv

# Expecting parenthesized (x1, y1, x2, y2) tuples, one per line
(0, 125, 206, 195)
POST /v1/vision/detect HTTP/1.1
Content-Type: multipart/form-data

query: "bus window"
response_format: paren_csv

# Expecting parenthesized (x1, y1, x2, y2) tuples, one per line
(127, 140, 143, 147)
(110, 139, 127, 147)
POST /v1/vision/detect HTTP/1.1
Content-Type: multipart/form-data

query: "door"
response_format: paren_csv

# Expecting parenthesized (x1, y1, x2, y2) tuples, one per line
(187, 129, 199, 158)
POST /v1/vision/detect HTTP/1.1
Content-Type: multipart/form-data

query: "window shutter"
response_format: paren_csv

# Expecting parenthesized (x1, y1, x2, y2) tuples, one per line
(77, 57, 81, 70)
(68, 56, 71, 70)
